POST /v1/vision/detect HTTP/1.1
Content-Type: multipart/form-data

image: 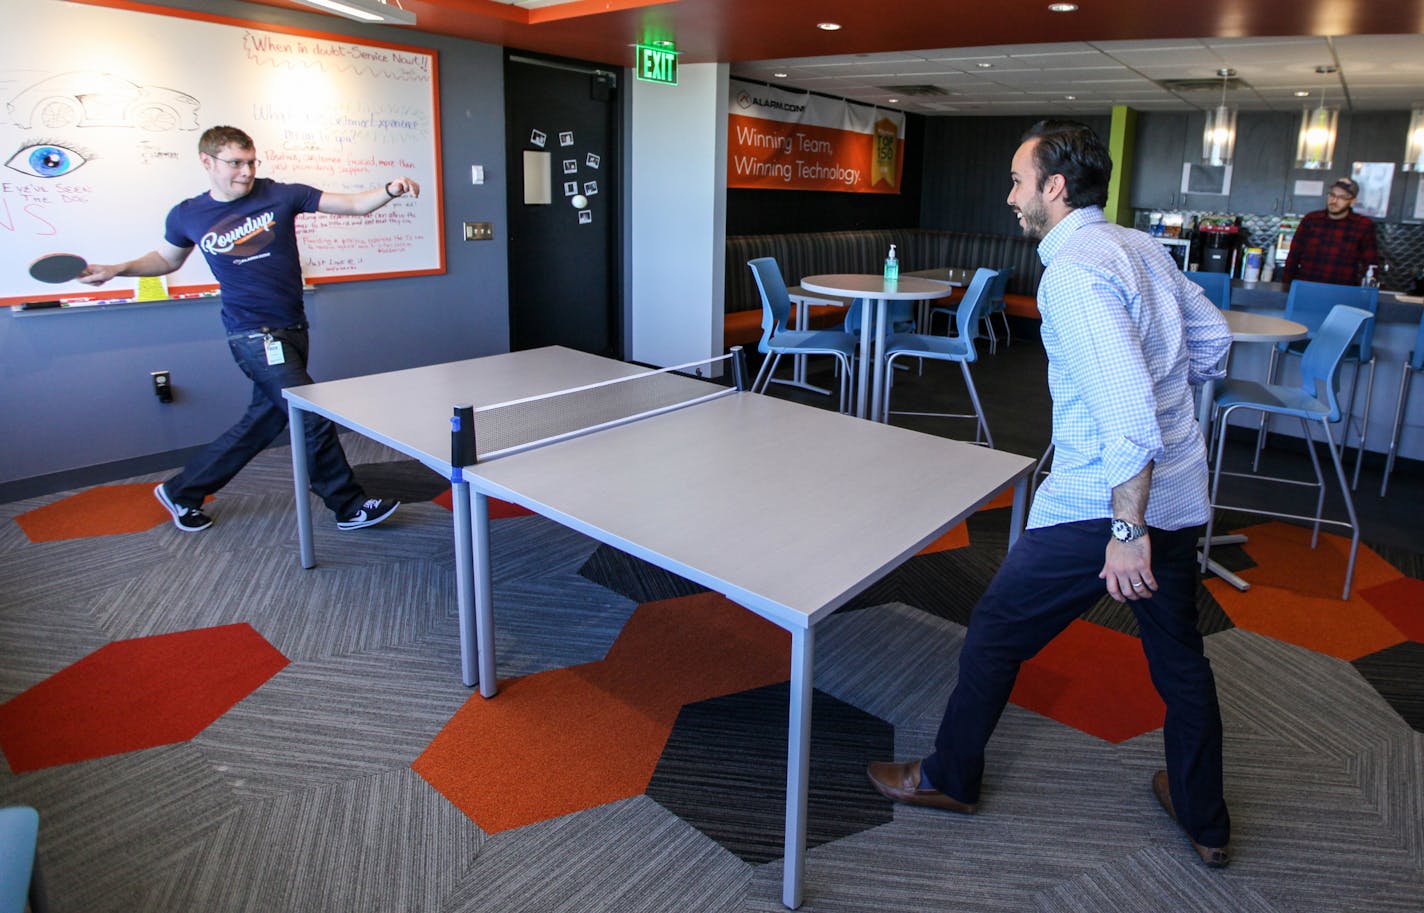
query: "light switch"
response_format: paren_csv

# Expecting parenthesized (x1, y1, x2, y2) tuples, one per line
(471, 165, 485, 185)
(463, 222, 494, 241)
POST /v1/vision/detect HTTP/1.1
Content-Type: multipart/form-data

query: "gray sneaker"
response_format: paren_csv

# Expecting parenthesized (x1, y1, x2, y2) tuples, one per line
(154, 483, 212, 532)
(337, 497, 399, 530)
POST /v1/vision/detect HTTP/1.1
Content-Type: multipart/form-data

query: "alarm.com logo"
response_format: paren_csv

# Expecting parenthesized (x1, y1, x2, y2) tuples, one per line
(201, 210, 277, 256)
(736, 90, 805, 113)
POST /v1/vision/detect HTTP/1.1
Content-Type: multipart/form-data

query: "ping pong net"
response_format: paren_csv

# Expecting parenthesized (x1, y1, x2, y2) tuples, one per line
(452, 349, 746, 466)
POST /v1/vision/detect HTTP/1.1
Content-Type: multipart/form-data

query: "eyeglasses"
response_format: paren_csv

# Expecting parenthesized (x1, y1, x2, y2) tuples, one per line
(213, 156, 260, 170)
(1327, 191, 1354, 200)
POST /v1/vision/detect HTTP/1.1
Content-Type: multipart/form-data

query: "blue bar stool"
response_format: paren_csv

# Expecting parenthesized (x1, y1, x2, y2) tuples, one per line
(1256, 281, 1378, 490)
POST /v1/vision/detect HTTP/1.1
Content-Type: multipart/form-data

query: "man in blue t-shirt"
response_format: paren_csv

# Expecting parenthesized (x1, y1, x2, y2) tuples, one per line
(79, 125, 418, 533)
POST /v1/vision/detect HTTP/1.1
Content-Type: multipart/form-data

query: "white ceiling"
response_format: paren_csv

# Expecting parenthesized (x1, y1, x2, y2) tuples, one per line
(732, 34, 1424, 116)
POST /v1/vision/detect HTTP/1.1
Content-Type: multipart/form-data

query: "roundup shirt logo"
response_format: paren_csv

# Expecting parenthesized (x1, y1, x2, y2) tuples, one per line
(200, 211, 277, 264)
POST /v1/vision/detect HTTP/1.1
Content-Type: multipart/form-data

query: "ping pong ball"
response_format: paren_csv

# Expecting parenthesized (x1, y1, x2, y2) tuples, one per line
(572, 194, 589, 209)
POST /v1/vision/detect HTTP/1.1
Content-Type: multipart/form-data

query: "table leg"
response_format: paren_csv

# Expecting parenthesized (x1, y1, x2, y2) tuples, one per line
(287, 402, 315, 569)
(781, 624, 814, 910)
(856, 303, 873, 419)
(1008, 476, 1028, 547)
(869, 298, 889, 422)
(451, 481, 478, 688)
(1195, 375, 1251, 591)
(472, 491, 498, 698)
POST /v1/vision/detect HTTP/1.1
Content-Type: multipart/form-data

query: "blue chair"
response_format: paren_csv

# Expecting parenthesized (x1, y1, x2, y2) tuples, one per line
(1256, 281, 1379, 489)
(879, 267, 996, 444)
(1380, 307, 1424, 496)
(747, 257, 856, 413)
(840, 297, 916, 336)
(1185, 270, 1232, 310)
(1202, 305, 1374, 600)
(929, 266, 1013, 351)
(0, 806, 46, 913)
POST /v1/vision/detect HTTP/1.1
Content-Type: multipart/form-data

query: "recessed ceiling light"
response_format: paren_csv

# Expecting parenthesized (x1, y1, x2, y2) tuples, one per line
(651, 39, 675, 48)
(1315, 65, 1337, 74)
(1048, 2, 1078, 11)
(773, 71, 789, 79)
(1064, 95, 1076, 100)
(1294, 90, 1311, 97)
(976, 62, 994, 69)
(887, 98, 900, 103)
(816, 22, 842, 31)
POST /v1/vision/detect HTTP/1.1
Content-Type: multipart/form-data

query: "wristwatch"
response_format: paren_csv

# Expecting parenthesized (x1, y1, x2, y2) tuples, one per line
(1110, 519, 1149, 542)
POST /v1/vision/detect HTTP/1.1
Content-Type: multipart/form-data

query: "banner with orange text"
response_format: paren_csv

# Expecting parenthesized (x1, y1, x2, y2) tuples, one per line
(728, 79, 904, 194)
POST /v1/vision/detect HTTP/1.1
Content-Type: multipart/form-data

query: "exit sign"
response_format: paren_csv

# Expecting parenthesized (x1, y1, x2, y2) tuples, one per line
(636, 44, 678, 85)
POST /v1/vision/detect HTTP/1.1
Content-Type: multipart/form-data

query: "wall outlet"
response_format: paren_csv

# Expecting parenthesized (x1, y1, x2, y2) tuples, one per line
(463, 221, 494, 241)
(151, 370, 173, 403)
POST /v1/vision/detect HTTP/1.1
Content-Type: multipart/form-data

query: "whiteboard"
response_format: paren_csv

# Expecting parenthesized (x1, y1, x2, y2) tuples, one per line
(2, 0, 444, 305)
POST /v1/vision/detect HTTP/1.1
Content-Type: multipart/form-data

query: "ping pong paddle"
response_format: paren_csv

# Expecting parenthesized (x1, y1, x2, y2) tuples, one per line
(29, 253, 89, 284)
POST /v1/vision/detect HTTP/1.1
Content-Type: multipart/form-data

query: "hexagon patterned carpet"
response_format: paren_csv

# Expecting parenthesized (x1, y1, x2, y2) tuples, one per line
(2, 430, 1422, 913)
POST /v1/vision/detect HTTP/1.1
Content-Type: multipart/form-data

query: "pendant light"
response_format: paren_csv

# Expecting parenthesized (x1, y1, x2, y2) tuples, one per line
(1405, 107, 1424, 171)
(1295, 67, 1339, 170)
(1201, 68, 1237, 166)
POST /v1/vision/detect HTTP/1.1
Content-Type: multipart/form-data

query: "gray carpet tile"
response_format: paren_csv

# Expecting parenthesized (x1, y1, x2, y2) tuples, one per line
(647, 683, 895, 865)
(136, 766, 482, 913)
(811, 602, 965, 729)
(441, 795, 750, 913)
(0, 594, 113, 704)
(1353, 641, 1424, 732)
(351, 457, 453, 503)
(190, 646, 473, 801)
(0, 743, 239, 913)
(478, 573, 639, 678)
(1029, 849, 1285, 913)
(578, 542, 710, 603)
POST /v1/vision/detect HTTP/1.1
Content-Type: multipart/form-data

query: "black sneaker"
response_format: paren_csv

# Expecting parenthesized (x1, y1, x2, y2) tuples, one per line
(337, 497, 400, 530)
(154, 483, 213, 532)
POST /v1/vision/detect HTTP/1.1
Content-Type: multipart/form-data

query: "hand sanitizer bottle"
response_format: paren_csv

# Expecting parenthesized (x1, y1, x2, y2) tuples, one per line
(884, 244, 899, 283)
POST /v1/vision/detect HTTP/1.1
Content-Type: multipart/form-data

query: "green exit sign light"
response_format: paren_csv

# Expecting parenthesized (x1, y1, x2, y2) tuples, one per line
(636, 44, 678, 85)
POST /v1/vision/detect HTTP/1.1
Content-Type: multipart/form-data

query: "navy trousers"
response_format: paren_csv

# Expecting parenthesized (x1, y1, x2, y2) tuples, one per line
(920, 519, 1231, 848)
(165, 327, 364, 518)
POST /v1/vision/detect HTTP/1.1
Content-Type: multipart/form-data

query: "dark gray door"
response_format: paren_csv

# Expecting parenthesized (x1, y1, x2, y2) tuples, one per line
(504, 54, 620, 356)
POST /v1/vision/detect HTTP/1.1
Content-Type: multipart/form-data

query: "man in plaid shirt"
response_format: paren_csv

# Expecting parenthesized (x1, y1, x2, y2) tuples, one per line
(1280, 178, 1380, 288)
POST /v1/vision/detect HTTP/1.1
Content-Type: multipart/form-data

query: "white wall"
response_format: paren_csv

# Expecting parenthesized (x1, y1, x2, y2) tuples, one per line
(628, 63, 728, 369)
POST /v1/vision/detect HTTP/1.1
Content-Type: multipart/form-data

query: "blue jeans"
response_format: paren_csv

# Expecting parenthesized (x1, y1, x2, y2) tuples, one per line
(164, 327, 364, 518)
(920, 519, 1231, 848)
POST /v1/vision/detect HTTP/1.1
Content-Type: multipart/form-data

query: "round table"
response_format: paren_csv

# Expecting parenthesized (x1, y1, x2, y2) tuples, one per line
(799, 274, 951, 421)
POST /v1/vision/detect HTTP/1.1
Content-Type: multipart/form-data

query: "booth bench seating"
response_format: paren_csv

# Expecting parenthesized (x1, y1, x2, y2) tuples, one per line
(724, 228, 1044, 349)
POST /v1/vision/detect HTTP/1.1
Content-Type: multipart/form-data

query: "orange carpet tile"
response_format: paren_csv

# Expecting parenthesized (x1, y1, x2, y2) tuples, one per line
(15, 483, 183, 541)
(412, 592, 790, 833)
(1205, 522, 1408, 661)
(0, 624, 288, 772)
(917, 488, 1018, 555)
(432, 488, 534, 518)
(1358, 576, 1424, 642)
(1010, 619, 1166, 743)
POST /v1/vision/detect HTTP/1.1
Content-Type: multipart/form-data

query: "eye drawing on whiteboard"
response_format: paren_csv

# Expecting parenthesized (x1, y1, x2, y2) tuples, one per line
(8, 71, 201, 132)
(4, 141, 92, 178)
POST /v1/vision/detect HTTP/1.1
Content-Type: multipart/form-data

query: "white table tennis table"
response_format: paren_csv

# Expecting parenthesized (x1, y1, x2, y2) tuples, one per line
(283, 346, 1034, 909)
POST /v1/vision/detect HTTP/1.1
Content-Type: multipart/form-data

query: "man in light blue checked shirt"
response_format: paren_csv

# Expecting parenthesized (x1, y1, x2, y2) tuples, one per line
(869, 120, 1234, 868)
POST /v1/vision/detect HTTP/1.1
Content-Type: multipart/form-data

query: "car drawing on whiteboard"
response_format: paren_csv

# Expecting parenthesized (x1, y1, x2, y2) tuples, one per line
(8, 72, 200, 132)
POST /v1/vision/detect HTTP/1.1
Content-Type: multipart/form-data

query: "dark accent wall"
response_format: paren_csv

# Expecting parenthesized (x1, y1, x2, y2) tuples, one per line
(725, 113, 925, 235)
(919, 115, 1113, 236)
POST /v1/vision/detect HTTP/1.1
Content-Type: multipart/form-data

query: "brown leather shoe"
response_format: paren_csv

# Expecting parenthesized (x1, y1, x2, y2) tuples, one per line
(867, 760, 976, 814)
(1152, 769, 1229, 868)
